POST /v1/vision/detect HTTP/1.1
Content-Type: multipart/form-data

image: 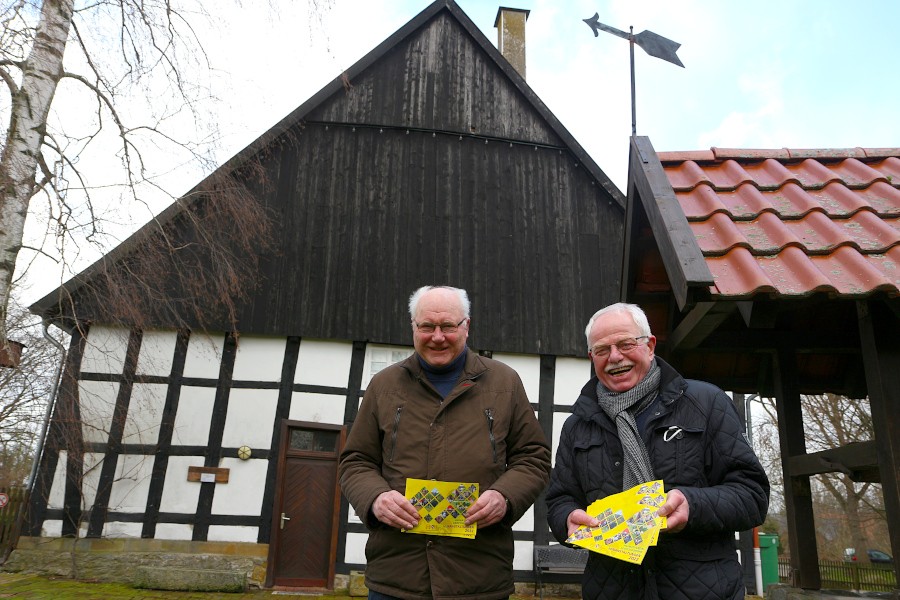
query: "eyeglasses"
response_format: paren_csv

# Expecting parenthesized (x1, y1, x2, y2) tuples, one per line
(590, 336, 649, 358)
(413, 318, 467, 334)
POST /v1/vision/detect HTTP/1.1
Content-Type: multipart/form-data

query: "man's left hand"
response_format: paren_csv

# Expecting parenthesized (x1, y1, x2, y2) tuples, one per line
(658, 488, 689, 533)
(464, 489, 508, 527)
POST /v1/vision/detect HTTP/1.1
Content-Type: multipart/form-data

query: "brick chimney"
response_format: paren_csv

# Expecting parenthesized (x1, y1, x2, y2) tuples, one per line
(494, 7, 529, 79)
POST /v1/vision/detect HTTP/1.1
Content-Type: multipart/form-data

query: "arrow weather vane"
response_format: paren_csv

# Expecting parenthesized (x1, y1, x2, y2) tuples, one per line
(583, 13, 684, 136)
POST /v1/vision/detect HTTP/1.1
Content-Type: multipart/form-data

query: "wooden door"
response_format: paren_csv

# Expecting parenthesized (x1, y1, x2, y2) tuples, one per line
(267, 421, 344, 588)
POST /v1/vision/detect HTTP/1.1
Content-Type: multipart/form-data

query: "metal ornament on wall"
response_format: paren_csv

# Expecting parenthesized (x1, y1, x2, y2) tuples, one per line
(583, 13, 684, 136)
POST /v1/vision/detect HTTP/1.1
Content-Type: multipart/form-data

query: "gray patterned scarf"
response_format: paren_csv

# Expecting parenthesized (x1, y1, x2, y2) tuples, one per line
(596, 358, 661, 491)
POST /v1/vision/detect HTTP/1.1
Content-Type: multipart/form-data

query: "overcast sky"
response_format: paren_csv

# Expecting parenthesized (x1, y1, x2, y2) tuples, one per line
(200, 0, 900, 190)
(19, 0, 900, 304)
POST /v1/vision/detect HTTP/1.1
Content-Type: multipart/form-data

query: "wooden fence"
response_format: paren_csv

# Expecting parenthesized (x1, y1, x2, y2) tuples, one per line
(0, 486, 27, 563)
(778, 557, 897, 593)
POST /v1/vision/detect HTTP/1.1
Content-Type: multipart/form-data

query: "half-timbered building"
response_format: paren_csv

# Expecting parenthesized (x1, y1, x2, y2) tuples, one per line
(13, 0, 625, 590)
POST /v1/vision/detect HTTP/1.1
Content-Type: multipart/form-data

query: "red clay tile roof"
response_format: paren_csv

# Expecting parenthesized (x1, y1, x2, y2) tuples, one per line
(658, 148, 900, 299)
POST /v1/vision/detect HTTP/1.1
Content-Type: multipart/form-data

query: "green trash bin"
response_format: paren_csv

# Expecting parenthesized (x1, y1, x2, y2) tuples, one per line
(758, 533, 780, 593)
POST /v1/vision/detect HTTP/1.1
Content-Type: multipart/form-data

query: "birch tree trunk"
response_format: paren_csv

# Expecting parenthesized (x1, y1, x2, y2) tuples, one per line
(0, 0, 74, 342)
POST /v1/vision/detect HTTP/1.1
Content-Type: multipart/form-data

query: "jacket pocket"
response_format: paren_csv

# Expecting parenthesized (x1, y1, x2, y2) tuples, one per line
(389, 406, 403, 463)
(654, 424, 706, 486)
(484, 408, 497, 463)
(573, 429, 615, 498)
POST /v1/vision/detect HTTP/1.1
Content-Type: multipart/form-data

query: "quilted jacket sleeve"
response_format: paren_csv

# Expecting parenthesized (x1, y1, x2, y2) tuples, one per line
(676, 383, 770, 535)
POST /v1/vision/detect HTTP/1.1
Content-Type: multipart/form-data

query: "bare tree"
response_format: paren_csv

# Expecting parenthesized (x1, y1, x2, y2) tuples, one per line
(0, 0, 326, 343)
(756, 393, 885, 562)
(0, 298, 60, 486)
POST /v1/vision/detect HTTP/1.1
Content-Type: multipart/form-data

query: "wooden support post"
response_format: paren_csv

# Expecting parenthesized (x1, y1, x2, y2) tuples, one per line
(773, 348, 820, 589)
(857, 299, 900, 593)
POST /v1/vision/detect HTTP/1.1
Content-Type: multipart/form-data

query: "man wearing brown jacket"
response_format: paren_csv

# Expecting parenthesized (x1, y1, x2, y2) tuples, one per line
(339, 285, 551, 600)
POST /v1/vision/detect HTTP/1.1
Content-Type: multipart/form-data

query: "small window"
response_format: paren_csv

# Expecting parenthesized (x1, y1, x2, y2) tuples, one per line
(362, 345, 414, 388)
(290, 428, 338, 453)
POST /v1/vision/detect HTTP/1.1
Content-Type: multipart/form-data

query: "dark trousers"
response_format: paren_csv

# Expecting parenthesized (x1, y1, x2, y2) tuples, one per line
(369, 590, 508, 600)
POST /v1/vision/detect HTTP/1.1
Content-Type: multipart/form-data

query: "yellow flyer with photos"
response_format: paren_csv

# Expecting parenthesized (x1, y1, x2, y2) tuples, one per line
(403, 478, 479, 539)
(565, 480, 667, 564)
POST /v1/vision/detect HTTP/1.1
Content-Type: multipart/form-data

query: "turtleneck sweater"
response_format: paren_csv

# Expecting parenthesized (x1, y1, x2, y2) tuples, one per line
(418, 349, 467, 400)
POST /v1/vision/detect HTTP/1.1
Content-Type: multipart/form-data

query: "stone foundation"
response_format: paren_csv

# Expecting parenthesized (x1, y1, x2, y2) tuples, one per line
(3, 537, 269, 589)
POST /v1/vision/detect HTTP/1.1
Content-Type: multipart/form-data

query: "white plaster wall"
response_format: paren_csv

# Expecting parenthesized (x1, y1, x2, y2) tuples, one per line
(221, 389, 279, 448)
(47, 451, 67, 509)
(82, 326, 130, 374)
(554, 357, 592, 406)
(80, 452, 105, 510)
(123, 383, 168, 445)
(159, 455, 203, 513)
(211, 458, 268, 516)
(154, 523, 194, 540)
(551, 412, 571, 466)
(103, 522, 143, 538)
(512, 505, 535, 532)
(41, 521, 88, 538)
(289, 392, 345, 425)
(108, 454, 154, 512)
(78, 380, 120, 444)
(183, 333, 225, 379)
(171, 386, 216, 446)
(513, 540, 534, 570)
(135, 329, 178, 376)
(41, 520, 62, 537)
(344, 532, 368, 564)
(208, 525, 259, 543)
(491, 353, 541, 405)
(294, 340, 353, 386)
(232, 336, 286, 382)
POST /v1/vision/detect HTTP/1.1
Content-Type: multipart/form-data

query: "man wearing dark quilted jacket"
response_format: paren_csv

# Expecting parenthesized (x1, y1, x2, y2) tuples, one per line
(546, 303, 769, 599)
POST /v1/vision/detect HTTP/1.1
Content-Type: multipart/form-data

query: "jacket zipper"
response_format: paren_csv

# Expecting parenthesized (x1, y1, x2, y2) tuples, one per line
(485, 408, 497, 463)
(389, 406, 403, 462)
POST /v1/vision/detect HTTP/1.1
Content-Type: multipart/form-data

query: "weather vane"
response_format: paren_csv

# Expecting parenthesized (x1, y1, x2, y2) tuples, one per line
(583, 13, 684, 136)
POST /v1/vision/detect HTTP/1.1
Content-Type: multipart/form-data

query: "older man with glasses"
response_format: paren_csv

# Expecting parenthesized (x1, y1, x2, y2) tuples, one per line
(340, 285, 551, 600)
(546, 302, 769, 600)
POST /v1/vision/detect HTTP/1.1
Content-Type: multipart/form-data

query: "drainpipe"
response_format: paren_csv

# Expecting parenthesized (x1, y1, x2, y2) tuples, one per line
(26, 320, 67, 495)
(753, 527, 764, 595)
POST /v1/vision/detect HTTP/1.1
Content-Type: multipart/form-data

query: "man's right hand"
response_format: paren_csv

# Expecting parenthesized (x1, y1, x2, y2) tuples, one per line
(566, 509, 599, 537)
(373, 490, 420, 530)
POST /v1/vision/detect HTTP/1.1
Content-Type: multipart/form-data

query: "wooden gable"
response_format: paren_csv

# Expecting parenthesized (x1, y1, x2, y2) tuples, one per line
(31, 0, 625, 357)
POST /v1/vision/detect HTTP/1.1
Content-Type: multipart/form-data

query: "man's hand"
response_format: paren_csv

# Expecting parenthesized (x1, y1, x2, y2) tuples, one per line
(372, 490, 420, 530)
(658, 488, 689, 533)
(566, 509, 599, 538)
(464, 489, 508, 527)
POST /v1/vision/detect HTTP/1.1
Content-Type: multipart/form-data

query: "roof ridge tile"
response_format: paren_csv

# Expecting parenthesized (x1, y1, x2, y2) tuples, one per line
(712, 148, 790, 160)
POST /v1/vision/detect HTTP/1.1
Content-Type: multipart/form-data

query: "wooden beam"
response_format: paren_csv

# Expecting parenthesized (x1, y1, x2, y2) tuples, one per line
(787, 441, 879, 482)
(737, 301, 779, 329)
(698, 328, 861, 353)
(629, 137, 713, 311)
(668, 301, 737, 351)
(857, 299, 900, 588)
(773, 349, 820, 590)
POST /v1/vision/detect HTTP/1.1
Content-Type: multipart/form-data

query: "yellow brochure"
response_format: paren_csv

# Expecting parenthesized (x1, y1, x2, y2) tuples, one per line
(565, 480, 667, 564)
(404, 478, 479, 539)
